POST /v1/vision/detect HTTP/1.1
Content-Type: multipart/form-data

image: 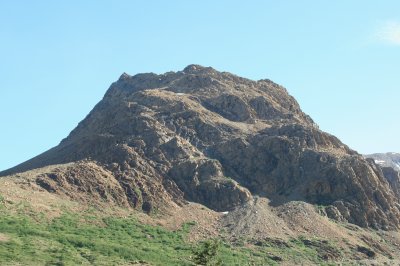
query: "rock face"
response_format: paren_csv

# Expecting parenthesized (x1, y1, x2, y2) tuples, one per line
(380, 166, 400, 198)
(2, 65, 400, 229)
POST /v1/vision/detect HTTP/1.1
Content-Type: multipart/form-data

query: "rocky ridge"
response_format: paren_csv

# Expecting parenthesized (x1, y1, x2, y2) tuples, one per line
(2, 64, 400, 229)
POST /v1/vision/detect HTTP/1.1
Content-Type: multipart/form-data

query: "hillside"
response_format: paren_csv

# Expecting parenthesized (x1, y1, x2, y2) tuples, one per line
(1, 65, 400, 264)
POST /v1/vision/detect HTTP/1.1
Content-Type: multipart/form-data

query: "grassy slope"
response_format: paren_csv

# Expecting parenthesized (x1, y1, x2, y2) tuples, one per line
(0, 195, 340, 266)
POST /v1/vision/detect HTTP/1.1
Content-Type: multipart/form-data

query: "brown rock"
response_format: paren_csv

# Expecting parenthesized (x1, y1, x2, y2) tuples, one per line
(1, 65, 400, 229)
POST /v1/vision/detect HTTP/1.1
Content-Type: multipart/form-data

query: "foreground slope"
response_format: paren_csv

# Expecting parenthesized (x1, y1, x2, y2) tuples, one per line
(1, 163, 400, 265)
(2, 65, 400, 230)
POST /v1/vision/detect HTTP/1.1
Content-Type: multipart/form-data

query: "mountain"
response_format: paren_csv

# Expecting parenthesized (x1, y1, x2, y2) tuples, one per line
(365, 152, 400, 172)
(1, 65, 400, 264)
(1, 64, 400, 229)
(365, 152, 400, 198)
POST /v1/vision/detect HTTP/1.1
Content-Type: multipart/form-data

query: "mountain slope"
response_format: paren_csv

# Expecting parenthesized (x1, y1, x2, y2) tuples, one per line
(365, 152, 400, 172)
(365, 153, 400, 198)
(2, 64, 400, 229)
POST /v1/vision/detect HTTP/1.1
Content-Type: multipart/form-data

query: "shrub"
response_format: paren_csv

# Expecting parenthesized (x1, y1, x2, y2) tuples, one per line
(192, 239, 222, 266)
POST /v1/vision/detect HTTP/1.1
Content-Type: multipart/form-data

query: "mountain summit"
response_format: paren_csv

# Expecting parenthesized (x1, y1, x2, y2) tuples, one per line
(2, 65, 400, 229)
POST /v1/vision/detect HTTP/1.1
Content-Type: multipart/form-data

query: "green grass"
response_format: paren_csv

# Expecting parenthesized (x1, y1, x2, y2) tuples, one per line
(0, 205, 278, 265)
(0, 210, 193, 265)
(0, 201, 344, 265)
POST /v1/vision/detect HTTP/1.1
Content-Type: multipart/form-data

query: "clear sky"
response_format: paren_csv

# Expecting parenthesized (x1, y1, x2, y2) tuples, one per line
(1, 1, 399, 171)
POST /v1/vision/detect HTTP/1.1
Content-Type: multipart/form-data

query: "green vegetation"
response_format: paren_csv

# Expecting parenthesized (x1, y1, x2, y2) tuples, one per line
(0, 205, 274, 265)
(133, 187, 142, 200)
(0, 203, 342, 265)
(0, 193, 4, 204)
(287, 236, 341, 264)
(249, 236, 342, 265)
(192, 239, 222, 266)
(0, 210, 191, 265)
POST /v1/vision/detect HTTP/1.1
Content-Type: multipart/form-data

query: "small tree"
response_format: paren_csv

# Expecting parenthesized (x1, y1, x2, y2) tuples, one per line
(192, 239, 222, 266)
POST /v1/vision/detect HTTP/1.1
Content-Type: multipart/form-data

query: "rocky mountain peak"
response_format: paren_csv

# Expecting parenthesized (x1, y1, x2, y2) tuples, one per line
(182, 64, 215, 74)
(2, 65, 400, 230)
(119, 72, 132, 80)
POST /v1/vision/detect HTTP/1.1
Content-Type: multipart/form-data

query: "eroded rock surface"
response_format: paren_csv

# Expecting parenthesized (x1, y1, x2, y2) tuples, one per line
(2, 65, 400, 228)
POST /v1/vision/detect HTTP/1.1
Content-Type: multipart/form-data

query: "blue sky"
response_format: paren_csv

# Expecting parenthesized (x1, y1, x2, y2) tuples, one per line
(1, 1, 399, 171)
